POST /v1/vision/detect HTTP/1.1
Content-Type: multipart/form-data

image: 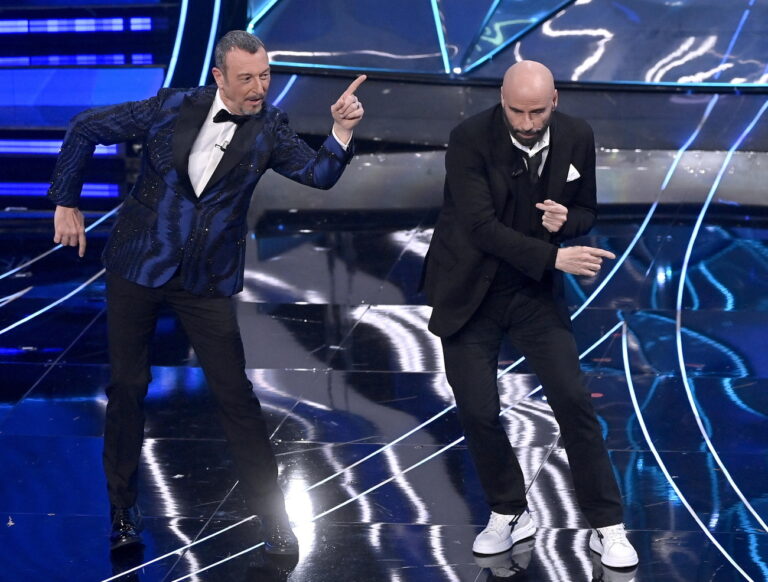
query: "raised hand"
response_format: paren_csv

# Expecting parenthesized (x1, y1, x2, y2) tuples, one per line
(53, 205, 87, 257)
(535, 199, 568, 233)
(331, 74, 366, 140)
(555, 245, 615, 276)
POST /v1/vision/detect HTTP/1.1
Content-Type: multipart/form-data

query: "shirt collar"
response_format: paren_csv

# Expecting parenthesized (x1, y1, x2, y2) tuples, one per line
(510, 126, 550, 157)
(209, 89, 232, 121)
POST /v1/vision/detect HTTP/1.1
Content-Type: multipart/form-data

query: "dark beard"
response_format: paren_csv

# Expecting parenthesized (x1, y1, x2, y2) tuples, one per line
(503, 112, 550, 147)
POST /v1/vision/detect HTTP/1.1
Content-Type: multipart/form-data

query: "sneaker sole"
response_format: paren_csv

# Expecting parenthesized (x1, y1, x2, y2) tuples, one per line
(473, 519, 537, 556)
(589, 536, 639, 568)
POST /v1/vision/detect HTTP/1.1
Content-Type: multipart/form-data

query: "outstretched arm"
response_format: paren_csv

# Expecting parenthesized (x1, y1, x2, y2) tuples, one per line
(269, 75, 367, 189)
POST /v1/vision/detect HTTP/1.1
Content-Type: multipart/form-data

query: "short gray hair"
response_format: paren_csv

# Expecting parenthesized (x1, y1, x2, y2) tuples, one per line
(214, 30, 265, 71)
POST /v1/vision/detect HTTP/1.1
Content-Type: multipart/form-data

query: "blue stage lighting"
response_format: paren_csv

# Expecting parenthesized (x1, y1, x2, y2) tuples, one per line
(0, 140, 117, 156)
(0, 20, 28, 34)
(0, 17, 154, 34)
(0, 54, 155, 67)
(131, 53, 154, 65)
(129, 17, 152, 31)
(0, 183, 120, 198)
(35, 18, 123, 33)
(163, 0, 189, 87)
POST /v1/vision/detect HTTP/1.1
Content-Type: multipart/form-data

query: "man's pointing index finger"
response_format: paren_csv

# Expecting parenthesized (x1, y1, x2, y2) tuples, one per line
(342, 74, 367, 97)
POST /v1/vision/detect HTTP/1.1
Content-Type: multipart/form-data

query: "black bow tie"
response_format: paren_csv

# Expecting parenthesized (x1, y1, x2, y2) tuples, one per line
(213, 109, 252, 125)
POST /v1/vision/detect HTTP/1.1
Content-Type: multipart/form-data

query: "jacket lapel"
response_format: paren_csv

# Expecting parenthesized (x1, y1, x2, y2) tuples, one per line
(545, 112, 570, 200)
(200, 112, 266, 196)
(172, 87, 215, 201)
(489, 105, 526, 216)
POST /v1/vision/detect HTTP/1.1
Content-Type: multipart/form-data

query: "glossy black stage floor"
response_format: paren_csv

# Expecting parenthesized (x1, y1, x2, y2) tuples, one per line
(2, 82, 768, 581)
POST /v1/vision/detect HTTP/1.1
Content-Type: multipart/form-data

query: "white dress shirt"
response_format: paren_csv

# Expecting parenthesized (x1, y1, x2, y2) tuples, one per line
(188, 90, 351, 197)
(188, 90, 238, 196)
(510, 126, 550, 177)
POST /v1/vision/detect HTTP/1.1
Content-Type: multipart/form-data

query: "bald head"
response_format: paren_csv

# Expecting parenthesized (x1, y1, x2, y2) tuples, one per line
(500, 60, 558, 147)
(502, 61, 555, 98)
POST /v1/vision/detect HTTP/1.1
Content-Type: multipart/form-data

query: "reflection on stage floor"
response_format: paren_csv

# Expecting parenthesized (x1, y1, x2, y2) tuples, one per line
(2, 190, 767, 581)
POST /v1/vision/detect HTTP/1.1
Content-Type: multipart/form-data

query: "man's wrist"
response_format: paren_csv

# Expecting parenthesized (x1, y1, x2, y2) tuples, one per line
(331, 125, 352, 149)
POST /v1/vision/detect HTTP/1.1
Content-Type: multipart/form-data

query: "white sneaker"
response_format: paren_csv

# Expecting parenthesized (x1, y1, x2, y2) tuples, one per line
(473, 510, 537, 555)
(589, 523, 639, 568)
(590, 549, 638, 581)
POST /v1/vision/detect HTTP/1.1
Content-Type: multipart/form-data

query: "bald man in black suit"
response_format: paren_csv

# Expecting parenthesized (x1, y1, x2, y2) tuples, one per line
(422, 61, 638, 570)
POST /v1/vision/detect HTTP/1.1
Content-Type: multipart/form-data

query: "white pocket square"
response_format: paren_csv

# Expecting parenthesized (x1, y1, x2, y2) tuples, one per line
(566, 164, 581, 182)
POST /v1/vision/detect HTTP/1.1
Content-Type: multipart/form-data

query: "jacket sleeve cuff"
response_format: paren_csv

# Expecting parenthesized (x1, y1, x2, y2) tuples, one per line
(322, 133, 354, 164)
(546, 245, 558, 270)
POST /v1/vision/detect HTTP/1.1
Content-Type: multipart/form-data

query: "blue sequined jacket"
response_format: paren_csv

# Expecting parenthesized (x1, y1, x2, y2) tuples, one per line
(48, 85, 353, 296)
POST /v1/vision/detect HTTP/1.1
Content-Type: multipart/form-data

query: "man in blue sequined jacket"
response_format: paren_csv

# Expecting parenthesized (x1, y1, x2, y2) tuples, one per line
(47, 30, 366, 554)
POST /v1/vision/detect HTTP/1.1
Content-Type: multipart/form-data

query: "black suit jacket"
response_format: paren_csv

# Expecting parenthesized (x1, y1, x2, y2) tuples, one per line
(422, 105, 598, 338)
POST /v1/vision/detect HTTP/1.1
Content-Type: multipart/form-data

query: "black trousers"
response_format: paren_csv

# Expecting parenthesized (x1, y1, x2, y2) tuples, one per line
(441, 286, 623, 528)
(104, 272, 286, 517)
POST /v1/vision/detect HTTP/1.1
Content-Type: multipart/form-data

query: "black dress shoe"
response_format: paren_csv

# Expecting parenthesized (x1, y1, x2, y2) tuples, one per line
(110, 505, 143, 551)
(261, 515, 298, 555)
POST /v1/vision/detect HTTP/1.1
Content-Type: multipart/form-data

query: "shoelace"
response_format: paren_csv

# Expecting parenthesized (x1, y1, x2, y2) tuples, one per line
(487, 512, 521, 533)
(598, 524, 628, 545)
